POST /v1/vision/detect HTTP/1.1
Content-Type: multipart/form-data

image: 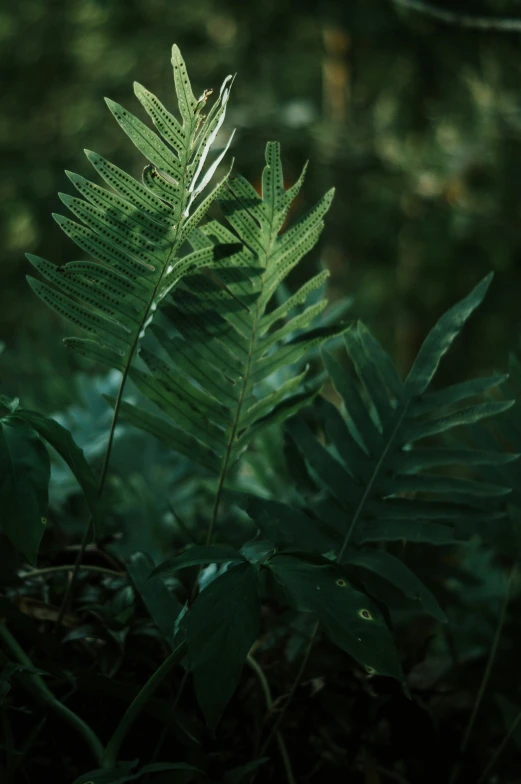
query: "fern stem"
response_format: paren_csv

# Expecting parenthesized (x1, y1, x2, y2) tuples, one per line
(255, 620, 319, 774)
(22, 564, 124, 580)
(0, 621, 104, 765)
(247, 653, 295, 784)
(449, 565, 515, 784)
(477, 708, 521, 784)
(204, 309, 259, 547)
(56, 189, 188, 624)
(102, 640, 187, 769)
(337, 400, 411, 563)
(54, 376, 130, 625)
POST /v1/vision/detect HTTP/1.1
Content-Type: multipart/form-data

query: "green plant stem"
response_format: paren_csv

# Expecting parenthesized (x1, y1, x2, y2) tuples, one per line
(0, 621, 104, 765)
(257, 620, 319, 767)
(54, 388, 127, 626)
(22, 564, 124, 580)
(246, 654, 295, 784)
(477, 709, 521, 784)
(337, 400, 411, 563)
(102, 640, 187, 769)
(55, 180, 191, 625)
(449, 565, 515, 784)
(391, 0, 521, 30)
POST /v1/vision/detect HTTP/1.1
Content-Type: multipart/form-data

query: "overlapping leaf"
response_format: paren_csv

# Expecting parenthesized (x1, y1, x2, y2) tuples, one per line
(186, 562, 260, 732)
(0, 415, 50, 564)
(26, 45, 237, 377)
(285, 274, 514, 562)
(465, 347, 521, 554)
(117, 142, 348, 480)
(0, 403, 97, 563)
(267, 555, 404, 680)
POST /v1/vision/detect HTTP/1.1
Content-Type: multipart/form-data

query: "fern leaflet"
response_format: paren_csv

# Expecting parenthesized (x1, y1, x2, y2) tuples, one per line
(115, 142, 348, 539)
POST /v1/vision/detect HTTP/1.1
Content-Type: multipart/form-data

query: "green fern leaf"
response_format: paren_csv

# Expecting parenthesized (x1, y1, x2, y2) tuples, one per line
(116, 143, 348, 525)
(27, 48, 236, 371)
(462, 349, 521, 554)
(286, 275, 514, 562)
(26, 45, 239, 494)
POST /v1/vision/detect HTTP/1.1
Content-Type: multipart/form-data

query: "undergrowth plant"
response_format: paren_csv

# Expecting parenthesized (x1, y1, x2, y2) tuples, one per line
(0, 43, 519, 784)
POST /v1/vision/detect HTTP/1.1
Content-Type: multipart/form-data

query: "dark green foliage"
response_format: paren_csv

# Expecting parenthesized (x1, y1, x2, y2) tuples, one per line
(14, 407, 98, 522)
(186, 562, 260, 732)
(0, 413, 50, 563)
(73, 761, 201, 784)
(0, 401, 96, 562)
(126, 552, 183, 648)
(2, 32, 521, 784)
(116, 142, 348, 479)
(343, 548, 446, 621)
(268, 554, 404, 680)
(151, 545, 245, 577)
(290, 278, 511, 539)
(26, 46, 237, 379)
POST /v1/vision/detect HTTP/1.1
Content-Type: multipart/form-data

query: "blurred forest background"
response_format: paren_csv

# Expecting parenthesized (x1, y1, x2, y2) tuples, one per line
(3, 0, 521, 410)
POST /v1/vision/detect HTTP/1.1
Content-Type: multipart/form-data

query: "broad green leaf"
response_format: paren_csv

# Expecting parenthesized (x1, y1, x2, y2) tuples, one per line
(344, 548, 446, 621)
(268, 555, 403, 681)
(127, 552, 183, 647)
(15, 408, 97, 522)
(231, 492, 339, 553)
(152, 545, 245, 578)
(186, 562, 260, 731)
(240, 540, 276, 564)
(0, 416, 50, 564)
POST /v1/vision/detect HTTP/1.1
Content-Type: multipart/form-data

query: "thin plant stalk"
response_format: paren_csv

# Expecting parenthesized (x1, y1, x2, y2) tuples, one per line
(449, 565, 515, 784)
(55, 388, 128, 625)
(22, 564, 124, 580)
(102, 640, 187, 769)
(477, 709, 521, 784)
(247, 653, 295, 784)
(0, 622, 104, 765)
(257, 621, 319, 765)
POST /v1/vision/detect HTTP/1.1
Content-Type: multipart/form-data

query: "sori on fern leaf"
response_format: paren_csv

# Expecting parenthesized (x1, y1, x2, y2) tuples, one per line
(25, 44, 348, 523)
(25, 45, 240, 483)
(112, 140, 349, 531)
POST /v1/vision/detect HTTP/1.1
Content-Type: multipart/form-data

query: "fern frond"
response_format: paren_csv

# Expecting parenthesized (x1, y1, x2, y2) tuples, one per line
(116, 143, 348, 530)
(26, 44, 236, 381)
(282, 274, 514, 560)
(461, 348, 521, 554)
